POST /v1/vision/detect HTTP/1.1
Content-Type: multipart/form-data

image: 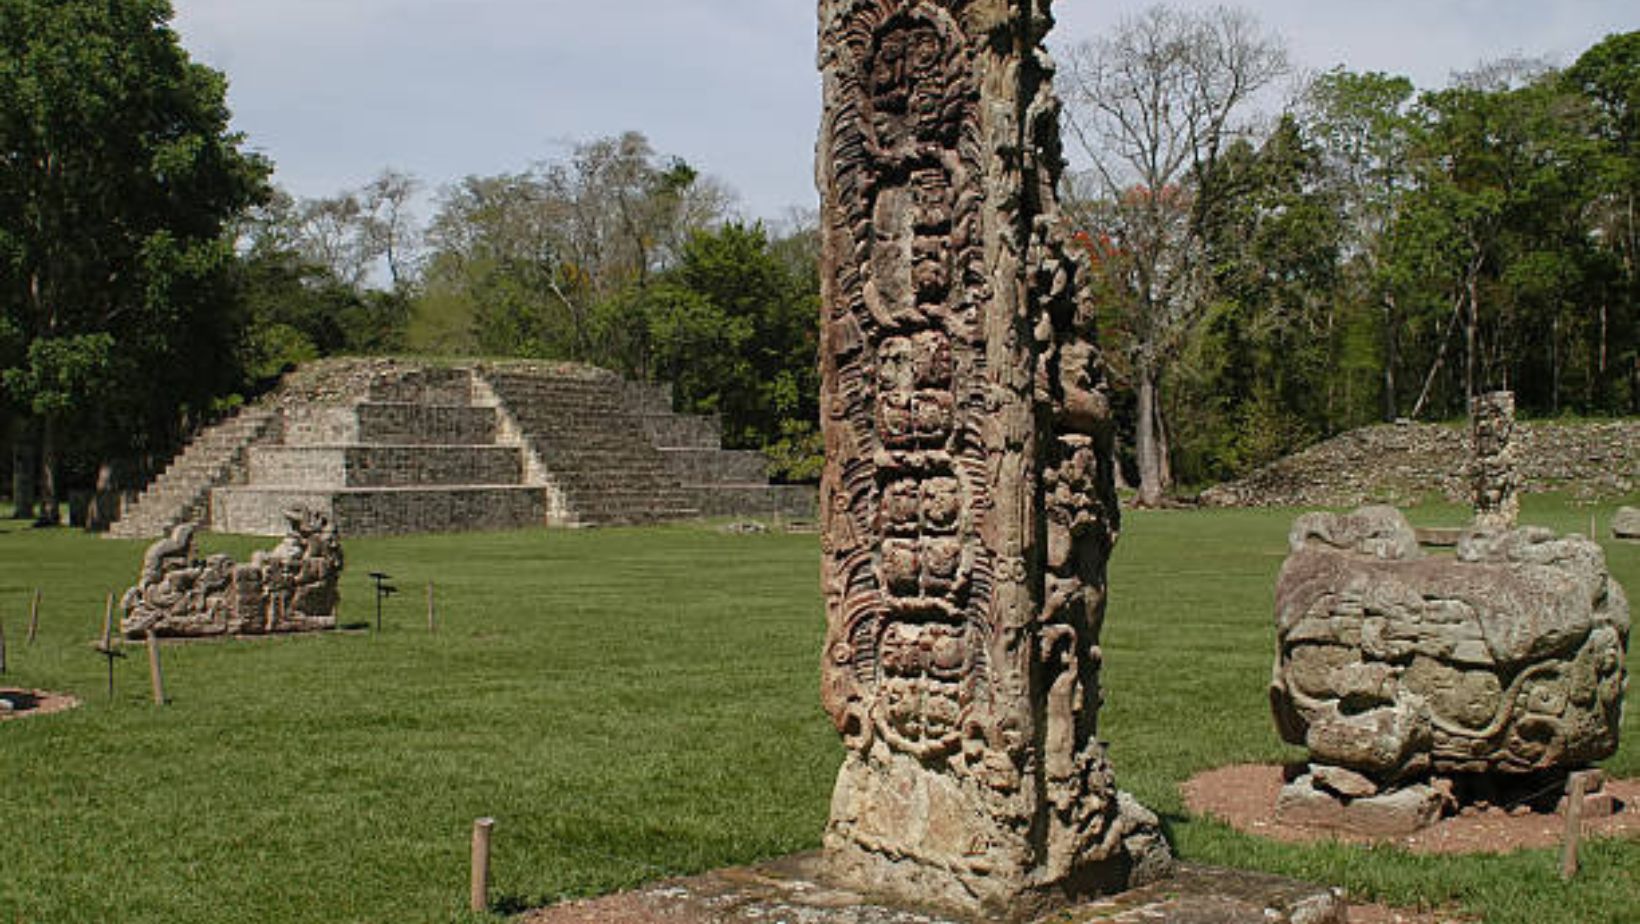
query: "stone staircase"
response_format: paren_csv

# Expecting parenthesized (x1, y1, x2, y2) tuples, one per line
(624, 381, 817, 520)
(211, 367, 546, 537)
(109, 359, 813, 538)
(480, 367, 699, 526)
(107, 409, 279, 539)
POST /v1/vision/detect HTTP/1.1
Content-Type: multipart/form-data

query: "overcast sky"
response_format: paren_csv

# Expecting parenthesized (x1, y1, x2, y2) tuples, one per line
(170, 1, 1636, 222)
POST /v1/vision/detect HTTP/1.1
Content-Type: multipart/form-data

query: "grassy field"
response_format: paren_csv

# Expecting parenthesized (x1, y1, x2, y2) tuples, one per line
(0, 496, 1635, 923)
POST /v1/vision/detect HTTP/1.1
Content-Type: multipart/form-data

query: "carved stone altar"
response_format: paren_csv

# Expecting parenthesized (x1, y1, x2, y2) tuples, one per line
(816, 1, 1169, 917)
(120, 510, 343, 638)
(1270, 506, 1630, 834)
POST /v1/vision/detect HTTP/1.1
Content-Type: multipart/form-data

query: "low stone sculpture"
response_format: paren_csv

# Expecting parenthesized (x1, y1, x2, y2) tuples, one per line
(121, 509, 343, 638)
(1615, 506, 1640, 540)
(1270, 506, 1629, 834)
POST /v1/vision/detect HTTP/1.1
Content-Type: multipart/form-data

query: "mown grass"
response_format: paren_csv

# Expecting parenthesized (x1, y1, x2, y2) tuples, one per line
(0, 495, 1635, 923)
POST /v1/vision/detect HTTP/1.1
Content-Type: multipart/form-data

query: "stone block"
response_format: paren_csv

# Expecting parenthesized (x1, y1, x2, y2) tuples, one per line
(1615, 506, 1640, 540)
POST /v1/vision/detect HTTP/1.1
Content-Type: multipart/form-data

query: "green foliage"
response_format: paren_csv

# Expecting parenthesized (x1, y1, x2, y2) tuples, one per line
(1077, 32, 1640, 496)
(0, 0, 269, 491)
(632, 222, 820, 464)
(0, 498, 1635, 922)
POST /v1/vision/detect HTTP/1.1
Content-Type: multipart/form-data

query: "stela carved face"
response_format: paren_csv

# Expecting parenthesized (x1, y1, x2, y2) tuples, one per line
(868, 22, 951, 144)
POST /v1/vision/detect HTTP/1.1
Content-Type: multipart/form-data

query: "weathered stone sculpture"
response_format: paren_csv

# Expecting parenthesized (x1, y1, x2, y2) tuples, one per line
(817, 1, 1168, 917)
(121, 509, 343, 638)
(1271, 506, 1630, 834)
(1614, 506, 1640, 540)
(1469, 391, 1519, 532)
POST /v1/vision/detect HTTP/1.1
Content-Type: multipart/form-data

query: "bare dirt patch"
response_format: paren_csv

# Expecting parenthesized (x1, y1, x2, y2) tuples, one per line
(1182, 764, 1640, 855)
(0, 688, 81, 721)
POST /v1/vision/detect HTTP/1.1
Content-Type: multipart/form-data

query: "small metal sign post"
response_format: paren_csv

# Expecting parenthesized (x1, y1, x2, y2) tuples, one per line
(369, 572, 398, 632)
(94, 592, 125, 697)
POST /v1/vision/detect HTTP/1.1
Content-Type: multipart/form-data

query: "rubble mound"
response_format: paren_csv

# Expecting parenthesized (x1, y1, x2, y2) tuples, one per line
(1201, 420, 1638, 508)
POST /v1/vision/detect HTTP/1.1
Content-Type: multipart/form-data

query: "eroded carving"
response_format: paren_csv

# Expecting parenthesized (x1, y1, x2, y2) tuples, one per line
(120, 509, 343, 638)
(818, 1, 1168, 917)
(1470, 391, 1520, 532)
(1271, 506, 1630, 835)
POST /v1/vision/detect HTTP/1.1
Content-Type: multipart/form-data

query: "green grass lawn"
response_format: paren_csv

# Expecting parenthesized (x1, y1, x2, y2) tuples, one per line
(0, 496, 1635, 923)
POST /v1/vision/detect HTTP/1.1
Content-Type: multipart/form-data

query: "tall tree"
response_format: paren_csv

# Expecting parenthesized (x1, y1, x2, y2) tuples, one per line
(414, 132, 731, 361)
(1301, 69, 1418, 420)
(1566, 31, 1640, 410)
(1060, 3, 1288, 505)
(0, 0, 269, 522)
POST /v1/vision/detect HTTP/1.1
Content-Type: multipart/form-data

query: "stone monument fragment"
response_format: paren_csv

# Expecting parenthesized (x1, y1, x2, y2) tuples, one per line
(1615, 506, 1640, 541)
(816, 0, 1168, 917)
(1270, 506, 1630, 834)
(120, 509, 343, 638)
(1469, 391, 1520, 532)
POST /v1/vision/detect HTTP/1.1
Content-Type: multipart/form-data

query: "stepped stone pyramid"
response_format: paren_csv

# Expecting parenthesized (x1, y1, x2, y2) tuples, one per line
(109, 360, 815, 538)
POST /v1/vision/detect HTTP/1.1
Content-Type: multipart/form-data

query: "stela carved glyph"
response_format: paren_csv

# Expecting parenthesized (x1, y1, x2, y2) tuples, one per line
(815, 1, 1170, 918)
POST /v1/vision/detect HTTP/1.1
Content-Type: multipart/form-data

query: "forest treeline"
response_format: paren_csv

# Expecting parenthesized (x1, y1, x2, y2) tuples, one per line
(2, 0, 1636, 520)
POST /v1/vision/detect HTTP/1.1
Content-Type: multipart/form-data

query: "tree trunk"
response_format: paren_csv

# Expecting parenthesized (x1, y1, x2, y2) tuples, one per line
(11, 435, 37, 521)
(1464, 251, 1481, 405)
(37, 416, 60, 526)
(1551, 314, 1561, 416)
(1383, 293, 1400, 421)
(1135, 369, 1164, 508)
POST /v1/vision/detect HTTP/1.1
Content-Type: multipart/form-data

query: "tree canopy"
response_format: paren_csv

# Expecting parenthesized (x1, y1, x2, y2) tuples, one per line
(0, 0, 269, 520)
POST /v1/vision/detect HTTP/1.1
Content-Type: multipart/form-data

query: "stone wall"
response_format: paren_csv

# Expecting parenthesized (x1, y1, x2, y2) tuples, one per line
(214, 486, 546, 537)
(1202, 420, 1640, 508)
(247, 446, 524, 489)
(685, 484, 817, 520)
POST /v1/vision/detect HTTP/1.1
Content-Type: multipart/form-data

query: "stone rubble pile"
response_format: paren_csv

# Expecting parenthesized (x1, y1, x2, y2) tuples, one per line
(1203, 420, 1639, 509)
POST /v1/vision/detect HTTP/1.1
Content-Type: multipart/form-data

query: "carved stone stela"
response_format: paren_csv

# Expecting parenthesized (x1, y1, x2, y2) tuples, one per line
(1469, 390, 1520, 532)
(816, 1, 1168, 917)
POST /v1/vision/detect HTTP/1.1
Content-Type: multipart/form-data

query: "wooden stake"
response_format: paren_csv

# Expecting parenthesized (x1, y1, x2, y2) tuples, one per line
(1562, 772, 1589, 881)
(1590, 512, 1599, 540)
(102, 593, 116, 698)
(146, 630, 166, 706)
(0, 611, 8, 676)
(426, 581, 436, 633)
(27, 588, 41, 645)
(470, 817, 496, 913)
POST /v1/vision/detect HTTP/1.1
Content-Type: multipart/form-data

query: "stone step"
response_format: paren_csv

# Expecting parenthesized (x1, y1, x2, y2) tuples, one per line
(108, 409, 278, 539)
(283, 404, 500, 447)
(211, 485, 548, 537)
(684, 483, 818, 520)
(660, 448, 769, 484)
(247, 445, 526, 489)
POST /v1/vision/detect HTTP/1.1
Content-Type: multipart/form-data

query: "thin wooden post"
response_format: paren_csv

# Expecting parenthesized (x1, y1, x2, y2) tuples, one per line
(146, 631, 166, 706)
(1590, 513, 1599, 541)
(102, 593, 116, 698)
(0, 611, 8, 676)
(27, 589, 41, 645)
(470, 817, 495, 913)
(426, 581, 436, 633)
(1562, 772, 1589, 881)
